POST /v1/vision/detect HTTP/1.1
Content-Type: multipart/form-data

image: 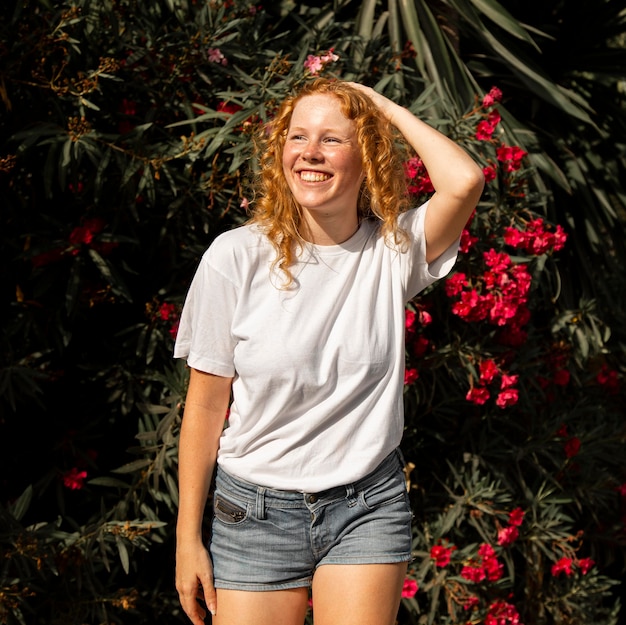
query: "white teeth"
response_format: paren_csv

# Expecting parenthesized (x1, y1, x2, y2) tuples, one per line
(299, 171, 331, 182)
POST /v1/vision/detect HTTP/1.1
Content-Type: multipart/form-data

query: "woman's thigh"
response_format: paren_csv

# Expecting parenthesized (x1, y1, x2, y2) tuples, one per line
(214, 587, 309, 625)
(311, 562, 408, 625)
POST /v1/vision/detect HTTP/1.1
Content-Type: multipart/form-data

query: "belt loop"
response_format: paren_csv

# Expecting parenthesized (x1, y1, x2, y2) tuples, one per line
(345, 483, 357, 507)
(256, 487, 266, 520)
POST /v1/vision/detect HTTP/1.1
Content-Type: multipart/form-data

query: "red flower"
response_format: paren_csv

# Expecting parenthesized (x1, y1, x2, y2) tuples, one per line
(430, 544, 454, 567)
(401, 577, 418, 598)
(551, 557, 573, 576)
(596, 365, 620, 395)
(508, 507, 525, 527)
(62, 467, 88, 490)
(482, 86, 503, 108)
(564, 436, 581, 458)
(413, 335, 430, 358)
(485, 600, 521, 625)
(445, 272, 468, 297)
(496, 387, 519, 408)
(217, 101, 243, 115)
(404, 368, 419, 385)
(479, 359, 499, 384)
(496, 144, 527, 172)
(405, 309, 416, 330)
(461, 565, 486, 583)
(466, 386, 490, 405)
(497, 525, 519, 547)
(578, 557, 595, 574)
(483, 165, 497, 183)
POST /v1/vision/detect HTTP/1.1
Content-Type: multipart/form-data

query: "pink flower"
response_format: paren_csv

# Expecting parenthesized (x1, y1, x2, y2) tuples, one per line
(404, 368, 419, 385)
(483, 165, 497, 183)
(158, 302, 177, 321)
(401, 577, 418, 598)
(578, 557, 595, 574)
(496, 144, 527, 172)
(63, 467, 88, 490)
(445, 272, 468, 297)
(485, 600, 521, 625)
(551, 557, 573, 576)
(496, 387, 519, 408)
(207, 48, 228, 65)
(304, 54, 324, 74)
(476, 120, 496, 141)
(461, 565, 486, 583)
(460, 229, 478, 253)
(479, 359, 499, 384)
(500, 374, 518, 389)
(466, 386, 490, 405)
(405, 309, 417, 330)
(497, 525, 519, 547)
(482, 86, 503, 108)
(508, 508, 525, 527)
(303, 48, 339, 75)
(430, 544, 454, 567)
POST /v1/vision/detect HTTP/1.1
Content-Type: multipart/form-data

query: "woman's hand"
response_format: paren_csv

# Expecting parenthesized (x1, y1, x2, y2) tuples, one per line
(347, 82, 401, 124)
(176, 542, 217, 624)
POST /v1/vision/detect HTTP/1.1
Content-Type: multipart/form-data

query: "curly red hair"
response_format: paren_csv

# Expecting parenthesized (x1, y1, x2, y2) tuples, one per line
(249, 78, 410, 286)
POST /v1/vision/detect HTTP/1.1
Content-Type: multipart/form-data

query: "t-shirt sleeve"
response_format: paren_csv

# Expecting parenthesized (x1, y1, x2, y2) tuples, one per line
(173, 243, 238, 377)
(400, 200, 460, 300)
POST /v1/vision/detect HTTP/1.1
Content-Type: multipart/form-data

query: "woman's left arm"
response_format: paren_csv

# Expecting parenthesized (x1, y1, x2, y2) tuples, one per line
(351, 84, 485, 263)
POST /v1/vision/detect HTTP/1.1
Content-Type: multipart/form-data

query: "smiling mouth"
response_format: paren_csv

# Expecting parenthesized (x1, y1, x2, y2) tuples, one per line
(299, 171, 332, 182)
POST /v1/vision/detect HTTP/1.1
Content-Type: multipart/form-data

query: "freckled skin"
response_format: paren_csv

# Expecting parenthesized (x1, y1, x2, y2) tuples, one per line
(282, 94, 364, 242)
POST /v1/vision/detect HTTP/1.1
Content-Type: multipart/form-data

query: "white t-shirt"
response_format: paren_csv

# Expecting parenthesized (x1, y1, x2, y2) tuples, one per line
(174, 201, 458, 491)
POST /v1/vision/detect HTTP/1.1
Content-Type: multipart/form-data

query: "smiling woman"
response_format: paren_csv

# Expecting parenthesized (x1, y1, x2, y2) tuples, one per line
(281, 93, 364, 244)
(173, 78, 484, 625)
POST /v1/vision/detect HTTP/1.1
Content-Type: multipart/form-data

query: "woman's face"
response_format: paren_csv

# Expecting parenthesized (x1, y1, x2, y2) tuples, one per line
(282, 94, 364, 223)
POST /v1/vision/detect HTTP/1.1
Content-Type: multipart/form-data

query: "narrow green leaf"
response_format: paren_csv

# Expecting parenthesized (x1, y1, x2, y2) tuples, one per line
(9, 485, 33, 521)
(469, 0, 541, 48)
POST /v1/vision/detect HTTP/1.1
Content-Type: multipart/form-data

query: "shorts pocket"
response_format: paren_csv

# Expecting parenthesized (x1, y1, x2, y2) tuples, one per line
(213, 493, 249, 525)
(360, 467, 409, 511)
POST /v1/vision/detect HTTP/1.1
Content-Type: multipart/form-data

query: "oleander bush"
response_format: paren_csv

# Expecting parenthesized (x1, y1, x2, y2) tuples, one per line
(1, 1, 625, 624)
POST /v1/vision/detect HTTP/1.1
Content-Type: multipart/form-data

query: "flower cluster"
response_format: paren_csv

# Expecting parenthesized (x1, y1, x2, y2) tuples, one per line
(485, 599, 522, 625)
(404, 156, 434, 196)
(551, 556, 595, 577)
(465, 357, 520, 408)
(497, 507, 525, 546)
(303, 48, 339, 75)
(32, 217, 118, 267)
(404, 304, 433, 385)
(504, 218, 567, 256)
(149, 301, 180, 340)
(461, 543, 504, 583)
(446, 250, 532, 329)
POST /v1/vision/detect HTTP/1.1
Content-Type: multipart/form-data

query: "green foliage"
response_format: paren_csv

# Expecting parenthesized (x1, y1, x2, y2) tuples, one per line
(0, 1, 625, 624)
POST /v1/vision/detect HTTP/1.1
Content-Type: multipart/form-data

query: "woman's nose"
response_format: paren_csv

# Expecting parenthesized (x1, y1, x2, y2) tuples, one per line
(302, 142, 323, 162)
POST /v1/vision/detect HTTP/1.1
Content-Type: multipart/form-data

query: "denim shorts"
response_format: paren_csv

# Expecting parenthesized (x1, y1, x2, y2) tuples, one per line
(209, 448, 413, 591)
